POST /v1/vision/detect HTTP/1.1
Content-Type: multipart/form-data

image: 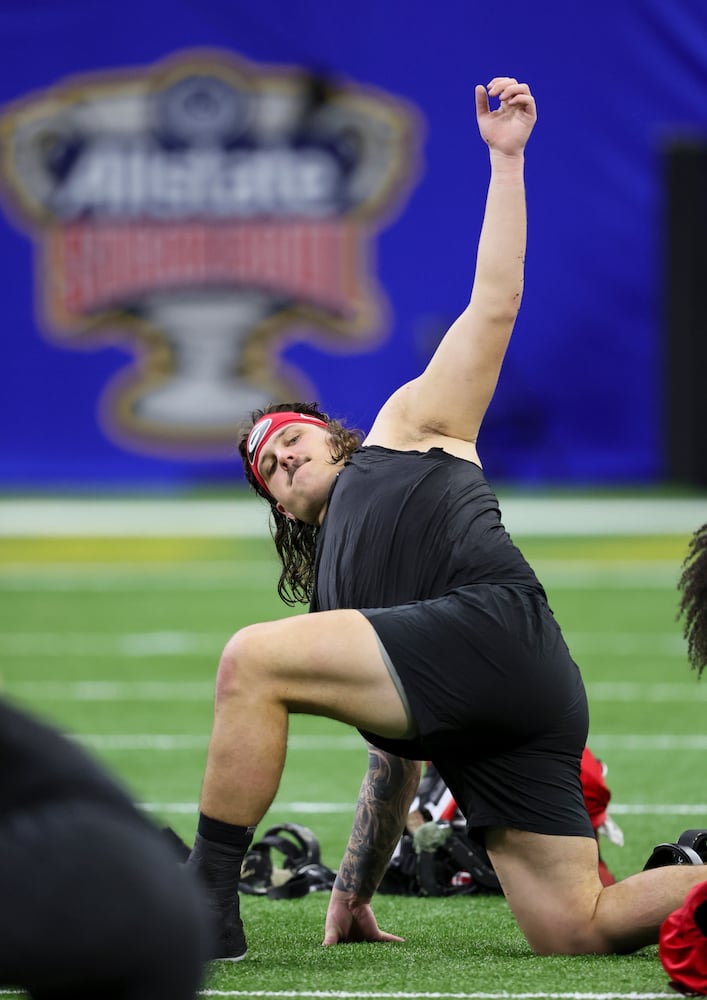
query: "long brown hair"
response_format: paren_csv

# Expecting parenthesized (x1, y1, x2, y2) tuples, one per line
(237, 402, 363, 605)
(678, 523, 707, 678)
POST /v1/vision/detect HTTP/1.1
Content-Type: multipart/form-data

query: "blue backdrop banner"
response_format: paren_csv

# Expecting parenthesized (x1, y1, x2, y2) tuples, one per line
(0, 0, 705, 489)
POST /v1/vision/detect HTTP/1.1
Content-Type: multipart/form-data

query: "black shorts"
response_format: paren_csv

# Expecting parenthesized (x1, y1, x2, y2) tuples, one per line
(358, 584, 593, 843)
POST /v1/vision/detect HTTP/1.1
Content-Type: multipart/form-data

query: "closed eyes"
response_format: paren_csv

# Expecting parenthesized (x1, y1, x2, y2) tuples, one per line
(263, 434, 300, 481)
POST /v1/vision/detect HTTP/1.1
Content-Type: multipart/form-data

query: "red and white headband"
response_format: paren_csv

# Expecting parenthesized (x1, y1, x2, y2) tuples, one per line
(246, 411, 328, 496)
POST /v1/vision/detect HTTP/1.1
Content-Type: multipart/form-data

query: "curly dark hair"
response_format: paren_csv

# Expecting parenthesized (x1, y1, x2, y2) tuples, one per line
(237, 402, 364, 606)
(677, 523, 707, 678)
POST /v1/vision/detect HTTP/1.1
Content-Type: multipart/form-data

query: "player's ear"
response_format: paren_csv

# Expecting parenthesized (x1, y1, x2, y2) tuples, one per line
(276, 503, 296, 521)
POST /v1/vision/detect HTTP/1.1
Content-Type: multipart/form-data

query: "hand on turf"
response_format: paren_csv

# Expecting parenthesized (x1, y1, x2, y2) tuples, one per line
(322, 888, 404, 945)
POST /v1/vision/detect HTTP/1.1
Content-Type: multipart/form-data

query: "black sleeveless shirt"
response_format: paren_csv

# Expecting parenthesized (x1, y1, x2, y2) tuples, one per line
(311, 446, 544, 612)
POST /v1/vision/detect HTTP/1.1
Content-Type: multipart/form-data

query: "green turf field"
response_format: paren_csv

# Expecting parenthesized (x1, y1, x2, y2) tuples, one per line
(1, 521, 706, 998)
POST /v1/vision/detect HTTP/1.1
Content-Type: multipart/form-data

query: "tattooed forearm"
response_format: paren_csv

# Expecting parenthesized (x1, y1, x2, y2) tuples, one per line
(335, 747, 420, 898)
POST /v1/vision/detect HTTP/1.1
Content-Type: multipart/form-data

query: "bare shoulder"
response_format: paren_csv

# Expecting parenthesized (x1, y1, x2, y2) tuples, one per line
(364, 384, 481, 465)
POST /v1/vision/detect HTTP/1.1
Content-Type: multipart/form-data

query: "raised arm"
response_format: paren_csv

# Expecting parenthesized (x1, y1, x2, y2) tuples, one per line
(366, 77, 537, 454)
(322, 747, 420, 945)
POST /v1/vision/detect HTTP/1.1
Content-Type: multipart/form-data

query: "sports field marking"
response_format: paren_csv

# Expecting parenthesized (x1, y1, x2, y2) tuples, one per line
(8, 680, 217, 699)
(141, 801, 356, 814)
(0, 631, 687, 658)
(0, 989, 677, 999)
(73, 734, 365, 750)
(0, 632, 226, 656)
(5, 679, 703, 701)
(589, 735, 707, 750)
(62, 733, 707, 752)
(587, 683, 701, 700)
(609, 804, 707, 815)
(0, 985, 679, 999)
(196, 990, 676, 998)
(137, 800, 707, 818)
(1, 495, 704, 536)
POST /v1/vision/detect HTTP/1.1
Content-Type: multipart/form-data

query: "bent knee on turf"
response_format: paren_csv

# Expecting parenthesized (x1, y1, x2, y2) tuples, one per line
(526, 922, 616, 957)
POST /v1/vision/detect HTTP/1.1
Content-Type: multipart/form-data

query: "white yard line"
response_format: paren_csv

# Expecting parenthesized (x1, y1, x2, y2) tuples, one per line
(196, 991, 676, 998)
(0, 632, 227, 656)
(588, 735, 707, 750)
(73, 734, 364, 750)
(0, 632, 688, 659)
(52, 733, 707, 753)
(138, 801, 707, 819)
(0, 496, 704, 536)
(4, 680, 704, 701)
(0, 989, 678, 999)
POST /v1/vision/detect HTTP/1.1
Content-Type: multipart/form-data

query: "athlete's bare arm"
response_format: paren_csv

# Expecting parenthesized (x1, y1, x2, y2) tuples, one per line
(322, 748, 420, 945)
(366, 77, 537, 458)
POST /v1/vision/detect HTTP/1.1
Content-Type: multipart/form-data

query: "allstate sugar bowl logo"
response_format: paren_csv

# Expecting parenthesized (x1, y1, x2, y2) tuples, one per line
(0, 51, 420, 456)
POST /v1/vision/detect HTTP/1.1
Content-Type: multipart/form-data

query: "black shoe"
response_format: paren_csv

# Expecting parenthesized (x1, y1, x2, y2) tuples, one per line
(213, 894, 247, 962)
(186, 832, 248, 961)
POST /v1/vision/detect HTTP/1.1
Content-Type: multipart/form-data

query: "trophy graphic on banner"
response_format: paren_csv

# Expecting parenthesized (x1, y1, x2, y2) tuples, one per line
(0, 52, 420, 456)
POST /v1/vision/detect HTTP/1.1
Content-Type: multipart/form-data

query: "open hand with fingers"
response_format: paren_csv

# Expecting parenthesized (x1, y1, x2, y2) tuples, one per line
(322, 888, 404, 946)
(475, 77, 537, 156)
